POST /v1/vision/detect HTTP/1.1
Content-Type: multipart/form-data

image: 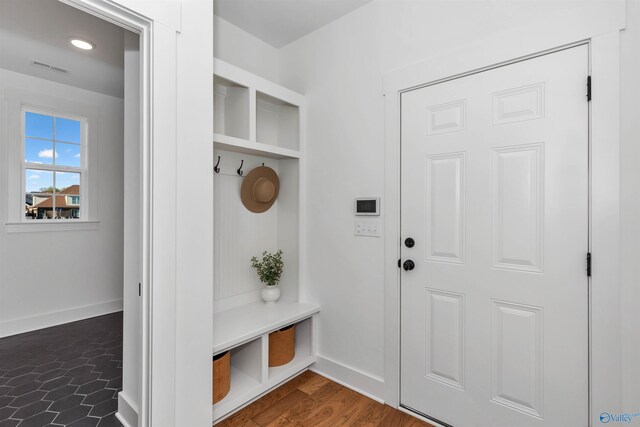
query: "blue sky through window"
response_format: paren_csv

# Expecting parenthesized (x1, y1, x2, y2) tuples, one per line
(55, 118, 81, 143)
(24, 170, 81, 193)
(25, 112, 53, 139)
(25, 169, 52, 193)
(56, 142, 81, 167)
(25, 138, 54, 165)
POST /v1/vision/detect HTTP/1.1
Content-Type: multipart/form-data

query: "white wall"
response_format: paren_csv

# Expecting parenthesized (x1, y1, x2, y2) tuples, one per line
(214, 15, 279, 82)
(278, 0, 596, 385)
(274, 0, 638, 402)
(0, 68, 124, 337)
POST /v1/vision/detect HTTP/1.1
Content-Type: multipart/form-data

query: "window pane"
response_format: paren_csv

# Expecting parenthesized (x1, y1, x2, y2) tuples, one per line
(55, 117, 81, 143)
(25, 138, 54, 165)
(25, 112, 54, 139)
(56, 142, 81, 167)
(56, 171, 80, 193)
(25, 169, 54, 220)
(56, 172, 81, 219)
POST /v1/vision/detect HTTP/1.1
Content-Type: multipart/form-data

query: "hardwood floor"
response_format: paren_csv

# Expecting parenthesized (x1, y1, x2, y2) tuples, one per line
(216, 370, 433, 427)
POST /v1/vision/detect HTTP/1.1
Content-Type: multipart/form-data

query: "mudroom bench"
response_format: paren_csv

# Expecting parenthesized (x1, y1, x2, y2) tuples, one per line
(212, 302, 320, 423)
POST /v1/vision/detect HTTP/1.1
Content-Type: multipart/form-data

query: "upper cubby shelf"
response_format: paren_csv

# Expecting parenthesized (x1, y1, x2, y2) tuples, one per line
(256, 91, 299, 151)
(214, 76, 249, 140)
(213, 58, 304, 159)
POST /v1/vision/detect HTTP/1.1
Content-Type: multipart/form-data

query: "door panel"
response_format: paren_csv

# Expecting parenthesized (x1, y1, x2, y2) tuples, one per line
(400, 45, 589, 427)
(426, 288, 465, 389)
(491, 144, 544, 272)
(426, 153, 465, 263)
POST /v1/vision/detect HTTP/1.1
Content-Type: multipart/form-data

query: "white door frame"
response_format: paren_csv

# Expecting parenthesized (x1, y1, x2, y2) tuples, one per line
(57, 1, 177, 426)
(383, 3, 625, 425)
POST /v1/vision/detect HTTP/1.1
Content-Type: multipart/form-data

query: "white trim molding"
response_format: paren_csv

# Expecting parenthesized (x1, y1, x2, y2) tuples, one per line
(6, 220, 99, 233)
(589, 30, 623, 423)
(117, 391, 139, 427)
(383, 2, 625, 425)
(311, 354, 386, 403)
(58, 1, 161, 426)
(0, 299, 122, 338)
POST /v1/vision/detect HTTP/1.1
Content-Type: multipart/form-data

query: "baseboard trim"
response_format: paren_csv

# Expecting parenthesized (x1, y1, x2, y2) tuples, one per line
(310, 354, 385, 403)
(0, 299, 123, 338)
(116, 391, 139, 427)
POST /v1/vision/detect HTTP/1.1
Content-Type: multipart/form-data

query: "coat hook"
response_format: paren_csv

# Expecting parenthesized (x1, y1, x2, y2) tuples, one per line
(237, 159, 244, 176)
(214, 156, 221, 173)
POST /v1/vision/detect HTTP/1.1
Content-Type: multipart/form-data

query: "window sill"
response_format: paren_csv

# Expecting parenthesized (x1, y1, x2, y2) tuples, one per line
(5, 221, 99, 233)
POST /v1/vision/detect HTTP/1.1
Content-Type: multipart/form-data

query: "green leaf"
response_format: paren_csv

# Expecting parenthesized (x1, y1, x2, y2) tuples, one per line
(250, 250, 284, 286)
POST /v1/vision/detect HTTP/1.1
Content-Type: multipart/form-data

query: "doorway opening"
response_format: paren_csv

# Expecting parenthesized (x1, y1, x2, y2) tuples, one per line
(0, 1, 143, 425)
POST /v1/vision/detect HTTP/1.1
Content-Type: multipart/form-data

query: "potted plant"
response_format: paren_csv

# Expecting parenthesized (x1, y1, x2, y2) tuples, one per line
(251, 250, 284, 303)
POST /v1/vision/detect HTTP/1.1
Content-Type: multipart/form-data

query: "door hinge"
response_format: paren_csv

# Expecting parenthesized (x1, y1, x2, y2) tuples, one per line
(586, 253, 592, 277)
(587, 76, 592, 102)
(138, 282, 141, 296)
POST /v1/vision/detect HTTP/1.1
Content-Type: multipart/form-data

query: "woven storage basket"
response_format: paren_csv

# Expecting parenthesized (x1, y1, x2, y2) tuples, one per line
(212, 351, 230, 404)
(269, 324, 296, 367)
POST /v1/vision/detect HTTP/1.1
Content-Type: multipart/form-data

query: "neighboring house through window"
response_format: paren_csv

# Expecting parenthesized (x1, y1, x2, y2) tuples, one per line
(23, 109, 85, 220)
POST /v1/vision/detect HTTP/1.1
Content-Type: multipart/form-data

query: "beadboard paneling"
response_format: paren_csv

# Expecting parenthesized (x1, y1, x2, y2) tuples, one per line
(214, 151, 279, 309)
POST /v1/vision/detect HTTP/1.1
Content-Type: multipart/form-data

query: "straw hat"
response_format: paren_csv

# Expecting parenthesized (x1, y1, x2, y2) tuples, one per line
(240, 166, 280, 213)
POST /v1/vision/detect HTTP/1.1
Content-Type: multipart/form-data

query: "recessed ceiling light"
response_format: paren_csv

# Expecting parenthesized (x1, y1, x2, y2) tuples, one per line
(69, 37, 95, 50)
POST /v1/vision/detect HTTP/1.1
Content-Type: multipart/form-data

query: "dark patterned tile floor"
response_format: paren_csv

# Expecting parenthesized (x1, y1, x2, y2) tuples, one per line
(0, 313, 123, 426)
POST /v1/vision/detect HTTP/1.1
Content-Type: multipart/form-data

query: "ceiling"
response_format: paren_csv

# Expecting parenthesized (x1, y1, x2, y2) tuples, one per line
(214, 0, 373, 48)
(0, 0, 127, 98)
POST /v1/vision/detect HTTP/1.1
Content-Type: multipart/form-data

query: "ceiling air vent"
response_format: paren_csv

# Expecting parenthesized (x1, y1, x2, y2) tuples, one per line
(31, 60, 69, 74)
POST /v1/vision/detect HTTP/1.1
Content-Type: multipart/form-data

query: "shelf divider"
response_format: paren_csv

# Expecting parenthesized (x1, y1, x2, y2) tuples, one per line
(249, 88, 257, 143)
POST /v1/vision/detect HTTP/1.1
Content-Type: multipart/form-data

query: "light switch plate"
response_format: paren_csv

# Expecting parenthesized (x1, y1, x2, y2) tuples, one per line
(355, 220, 381, 237)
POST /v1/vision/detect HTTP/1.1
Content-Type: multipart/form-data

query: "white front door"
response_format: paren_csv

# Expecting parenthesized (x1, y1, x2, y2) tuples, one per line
(400, 45, 589, 427)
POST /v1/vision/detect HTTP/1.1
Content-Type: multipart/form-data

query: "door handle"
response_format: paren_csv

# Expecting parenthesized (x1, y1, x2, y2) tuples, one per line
(403, 260, 415, 271)
(405, 238, 415, 248)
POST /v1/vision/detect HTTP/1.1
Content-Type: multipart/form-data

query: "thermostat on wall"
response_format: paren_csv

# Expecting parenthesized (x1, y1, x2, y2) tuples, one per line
(355, 197, 380, 216)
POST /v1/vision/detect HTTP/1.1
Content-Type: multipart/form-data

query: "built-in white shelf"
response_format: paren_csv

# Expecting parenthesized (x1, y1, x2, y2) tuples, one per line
(213, 301, 319, 355)
(213, 337, 263, 420)
(213, 58, 304, 158)
(213, 58, 304, 315)
(214, 366, 261, 416)
(268, 317, 313, 381)
(256, 91, 300, 150)
(214, 58, 305, 110)
(212, 58, 312, 424)
(212, 303, 319, 423)
(214, 76, 249, 139)
(213, 133, 301, 160)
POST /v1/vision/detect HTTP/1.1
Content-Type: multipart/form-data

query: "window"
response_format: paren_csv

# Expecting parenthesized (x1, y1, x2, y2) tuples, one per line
(23, 109, 85, 221)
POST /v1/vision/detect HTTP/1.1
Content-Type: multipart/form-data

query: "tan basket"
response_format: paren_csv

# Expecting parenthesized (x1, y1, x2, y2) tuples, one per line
(269, 324, 296, 367)
(212, 351, 230, 404)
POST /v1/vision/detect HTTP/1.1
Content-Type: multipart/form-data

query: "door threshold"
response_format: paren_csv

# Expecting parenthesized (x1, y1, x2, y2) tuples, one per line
(399, 404, 454, 427)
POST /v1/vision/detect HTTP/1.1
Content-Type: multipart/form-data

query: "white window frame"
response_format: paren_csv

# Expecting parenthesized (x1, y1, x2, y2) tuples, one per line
(21, 107, 88, 222)
(3, 87, 99, 232)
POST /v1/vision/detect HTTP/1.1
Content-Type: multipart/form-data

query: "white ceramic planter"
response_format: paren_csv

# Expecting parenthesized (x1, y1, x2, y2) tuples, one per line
(261, 285, 281, 303)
